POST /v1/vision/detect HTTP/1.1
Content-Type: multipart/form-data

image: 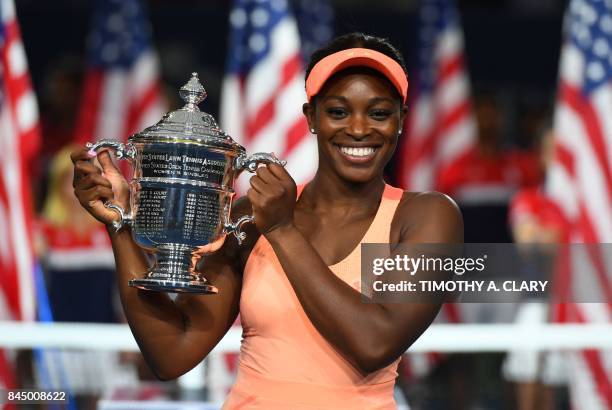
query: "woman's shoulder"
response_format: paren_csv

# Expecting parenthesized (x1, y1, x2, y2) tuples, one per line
(391, 190, 463, 243)
(397, 190, 460, 211)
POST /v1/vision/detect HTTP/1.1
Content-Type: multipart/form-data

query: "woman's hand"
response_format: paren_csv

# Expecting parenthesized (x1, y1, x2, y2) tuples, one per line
(247, 163, 297, 236)
(70, 147, 130, 227)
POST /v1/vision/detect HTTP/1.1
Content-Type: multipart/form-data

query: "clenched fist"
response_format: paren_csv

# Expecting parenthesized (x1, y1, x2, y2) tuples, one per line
(70, 148, 130, 227)
(247, 163, 297, 236)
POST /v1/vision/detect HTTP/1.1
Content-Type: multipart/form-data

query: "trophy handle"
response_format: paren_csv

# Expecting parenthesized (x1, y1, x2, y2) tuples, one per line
(224, 215, 254, 245)
(85, 139, 136, 231)
(234, 152, 286, 174)
(104, 201, 133, 232)
(226, 152, 287, 245)
(86, 139, 136, 161)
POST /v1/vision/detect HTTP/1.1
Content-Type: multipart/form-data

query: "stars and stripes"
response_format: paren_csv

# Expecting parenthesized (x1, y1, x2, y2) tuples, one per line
(0, 0, 39, 323)
(547, 0, 612, 407)
(0, 0, 39, 400)
(549, 0, 612, 243)
(74, 0, 165, 145)
(394, 0, 475, 382)
(220, 0, 318, 194)
(396, 0, 476, 192)
(292, 0, 334, 63)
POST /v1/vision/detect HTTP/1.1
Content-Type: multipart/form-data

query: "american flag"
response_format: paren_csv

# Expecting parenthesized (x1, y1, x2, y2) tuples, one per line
(74, 0, 165, 145)
(396, 0, 476, 192)
(0, 0, 39, 323)
(395, 0, 474, 382)
(547, 0, 612, 407)
(292, 0, 334, 63)
(0, 0, 39, 401)
(220, 0, 318, 194)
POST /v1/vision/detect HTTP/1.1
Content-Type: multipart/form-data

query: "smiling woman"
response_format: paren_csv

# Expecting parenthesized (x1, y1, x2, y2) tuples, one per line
(70, 32, 463, 410)
(300, 36, 408, 187)
(225, 32, 463, 409)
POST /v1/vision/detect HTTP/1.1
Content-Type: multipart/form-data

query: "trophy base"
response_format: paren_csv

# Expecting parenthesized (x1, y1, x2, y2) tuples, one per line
(128, 244, 220, 294)
(129, 278, 219, 294)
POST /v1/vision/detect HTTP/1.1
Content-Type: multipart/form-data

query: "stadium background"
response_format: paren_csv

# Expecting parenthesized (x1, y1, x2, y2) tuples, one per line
(1, 0, 611, 409)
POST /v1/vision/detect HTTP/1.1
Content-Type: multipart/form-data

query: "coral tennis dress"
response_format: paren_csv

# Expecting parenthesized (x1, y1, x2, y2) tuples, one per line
(222, 184, 405, 409)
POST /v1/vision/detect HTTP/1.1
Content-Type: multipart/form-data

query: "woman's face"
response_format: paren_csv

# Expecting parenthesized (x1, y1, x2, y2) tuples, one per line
(305, 70, 406, 184)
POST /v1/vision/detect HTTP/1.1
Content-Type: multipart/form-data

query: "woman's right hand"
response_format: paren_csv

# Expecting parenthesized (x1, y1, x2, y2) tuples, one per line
(70, 147, 130, 227)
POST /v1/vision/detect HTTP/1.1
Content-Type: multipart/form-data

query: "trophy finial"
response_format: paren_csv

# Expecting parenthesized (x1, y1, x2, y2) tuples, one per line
(179, 72, 207, 111)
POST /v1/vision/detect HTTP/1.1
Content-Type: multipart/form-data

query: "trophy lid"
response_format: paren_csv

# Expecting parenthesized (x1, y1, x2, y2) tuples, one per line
(130, 72, 244, 153)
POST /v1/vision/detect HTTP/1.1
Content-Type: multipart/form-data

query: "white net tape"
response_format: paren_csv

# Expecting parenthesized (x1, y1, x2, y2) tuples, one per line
(2, 321, 612, 352)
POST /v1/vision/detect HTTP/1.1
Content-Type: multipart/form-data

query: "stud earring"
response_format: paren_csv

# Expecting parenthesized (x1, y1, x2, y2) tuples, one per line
(310, 128, 316, 133)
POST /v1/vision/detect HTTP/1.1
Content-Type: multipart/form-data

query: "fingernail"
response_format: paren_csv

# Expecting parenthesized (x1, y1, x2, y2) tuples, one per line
(87, 149, 97, 158)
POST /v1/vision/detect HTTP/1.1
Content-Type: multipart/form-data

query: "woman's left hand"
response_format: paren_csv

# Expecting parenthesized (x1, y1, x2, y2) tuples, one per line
(247, 163, 297, 236)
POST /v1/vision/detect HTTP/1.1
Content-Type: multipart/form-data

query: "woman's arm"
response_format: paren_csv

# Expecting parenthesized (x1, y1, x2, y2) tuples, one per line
(71, 148, 248, 380)
(248, 164, 463, 374)
(108, 226, 243, 380)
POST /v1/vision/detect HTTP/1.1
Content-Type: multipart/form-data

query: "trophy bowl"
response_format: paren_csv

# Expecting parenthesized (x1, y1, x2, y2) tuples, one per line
(86, 73, 284, 294)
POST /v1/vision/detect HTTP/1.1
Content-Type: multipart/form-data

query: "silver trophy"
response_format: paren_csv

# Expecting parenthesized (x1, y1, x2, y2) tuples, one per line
(87, 73, 284, 294)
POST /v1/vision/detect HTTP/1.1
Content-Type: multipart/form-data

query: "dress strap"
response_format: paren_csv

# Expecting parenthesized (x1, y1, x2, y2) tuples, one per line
(296, 184, 306, 199)
(361, 184, 403, 244)
(382, 184, 404, 201)
(327, 183, 404, 279)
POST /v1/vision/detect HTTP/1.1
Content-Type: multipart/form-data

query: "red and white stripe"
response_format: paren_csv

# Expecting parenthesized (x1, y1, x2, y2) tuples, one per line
(548, 46, 612, 243)
(396, 10, 475, 382)
(547, 17, 612, 410)
(397, 26, 476, 192)
(0, 1, 38, 403)
(0, 0, 39, 322)
(74, 50, 165, 145)
(220, 17, 317, 193)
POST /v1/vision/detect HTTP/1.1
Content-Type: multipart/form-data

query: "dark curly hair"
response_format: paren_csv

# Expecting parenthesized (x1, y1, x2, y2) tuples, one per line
(304, 32, 408, 81)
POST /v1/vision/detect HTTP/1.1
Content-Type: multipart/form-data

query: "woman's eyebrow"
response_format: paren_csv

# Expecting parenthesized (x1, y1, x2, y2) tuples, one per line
(321, 96, 396, 104)
(321, 95, 348, 103)
(370, 97, 396, 104)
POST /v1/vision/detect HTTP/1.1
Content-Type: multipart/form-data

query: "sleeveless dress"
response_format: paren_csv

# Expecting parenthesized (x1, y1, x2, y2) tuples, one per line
(222, 184, 404, 409)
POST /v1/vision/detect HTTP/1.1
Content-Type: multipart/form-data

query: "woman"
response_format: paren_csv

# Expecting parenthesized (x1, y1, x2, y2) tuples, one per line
(37, 144, 139, 405)
(71, 33, 463, 409)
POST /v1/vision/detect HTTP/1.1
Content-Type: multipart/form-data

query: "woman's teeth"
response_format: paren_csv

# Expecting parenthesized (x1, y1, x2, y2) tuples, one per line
(340, 146, 376, 157)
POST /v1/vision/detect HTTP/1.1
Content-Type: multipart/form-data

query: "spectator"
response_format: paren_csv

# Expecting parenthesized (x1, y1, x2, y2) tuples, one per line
(502, 127, 569, 410)
(437, 92, 540, 242)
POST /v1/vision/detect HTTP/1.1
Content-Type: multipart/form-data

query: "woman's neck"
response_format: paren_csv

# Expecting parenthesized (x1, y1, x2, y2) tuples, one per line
(302, 171, 386, 212)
